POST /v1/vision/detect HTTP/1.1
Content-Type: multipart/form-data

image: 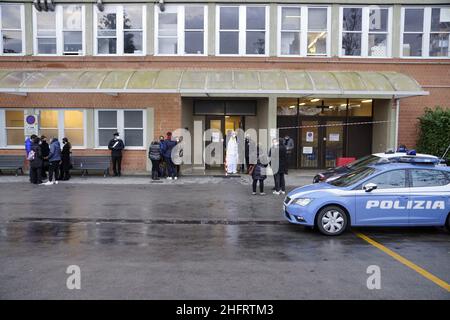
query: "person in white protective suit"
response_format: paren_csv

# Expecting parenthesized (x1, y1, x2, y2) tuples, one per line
(226, 131, 239, 174)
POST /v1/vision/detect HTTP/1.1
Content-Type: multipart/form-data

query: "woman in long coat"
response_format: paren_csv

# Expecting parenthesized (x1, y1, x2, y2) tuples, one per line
(60, 137, 72, 180)
(226, 131, 239, 174)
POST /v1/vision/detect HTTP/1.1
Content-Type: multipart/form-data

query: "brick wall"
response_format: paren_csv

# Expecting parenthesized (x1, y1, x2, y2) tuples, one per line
(0, 93, 181, 173)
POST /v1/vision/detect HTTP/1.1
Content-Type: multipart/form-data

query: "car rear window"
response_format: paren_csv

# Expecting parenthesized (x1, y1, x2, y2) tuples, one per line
(410, 169, 450, 187)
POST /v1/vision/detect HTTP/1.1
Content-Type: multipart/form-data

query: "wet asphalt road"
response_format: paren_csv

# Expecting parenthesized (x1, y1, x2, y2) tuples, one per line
(0, 180, 449, 299)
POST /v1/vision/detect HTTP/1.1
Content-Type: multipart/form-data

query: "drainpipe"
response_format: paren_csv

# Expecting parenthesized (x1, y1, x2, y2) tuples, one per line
(33, 0, 41, 11)
(394, 99, 399, 151)
(47, 0, 55, 12)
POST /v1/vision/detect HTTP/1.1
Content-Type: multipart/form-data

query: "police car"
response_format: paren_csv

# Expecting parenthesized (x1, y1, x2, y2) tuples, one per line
(284, 157, 450, 236)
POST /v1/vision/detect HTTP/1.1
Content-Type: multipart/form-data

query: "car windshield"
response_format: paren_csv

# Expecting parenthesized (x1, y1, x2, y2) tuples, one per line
(347, 155, 381, 169)
(328, 167, 376, 187)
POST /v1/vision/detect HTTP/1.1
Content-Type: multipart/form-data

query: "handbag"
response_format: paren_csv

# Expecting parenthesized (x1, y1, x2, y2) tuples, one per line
(248, 164, 255, 176)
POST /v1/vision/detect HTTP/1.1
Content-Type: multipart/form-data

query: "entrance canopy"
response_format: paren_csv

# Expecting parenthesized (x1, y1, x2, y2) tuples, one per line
(0, 69, 428, 99)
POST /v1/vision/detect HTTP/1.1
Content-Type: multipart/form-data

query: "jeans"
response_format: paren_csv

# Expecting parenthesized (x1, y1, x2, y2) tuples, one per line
(252, 179, 264, 193)
(112, 156, 122, 176)
(165, 157, 175, 178)
(274, 173, 286, 192)
(30, 167, 42, 184)
(48, 161, 60, 182)
(151, 159, 160, 179)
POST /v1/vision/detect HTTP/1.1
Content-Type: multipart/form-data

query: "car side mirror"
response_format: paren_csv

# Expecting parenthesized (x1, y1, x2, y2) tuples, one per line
(363, 183, 377, 192)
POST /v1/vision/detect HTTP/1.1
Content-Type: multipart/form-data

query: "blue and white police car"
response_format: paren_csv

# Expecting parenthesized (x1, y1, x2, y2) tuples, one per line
(284, 157, 450, 236)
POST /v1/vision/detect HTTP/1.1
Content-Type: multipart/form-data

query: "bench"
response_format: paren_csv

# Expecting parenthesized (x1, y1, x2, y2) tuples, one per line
(71, 156, 111, 177)
(0, 155, 24, 176)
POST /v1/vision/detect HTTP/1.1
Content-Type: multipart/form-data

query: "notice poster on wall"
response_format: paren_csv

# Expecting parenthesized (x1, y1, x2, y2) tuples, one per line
(329, 133, 340, 142)
(24, 114, 39, 137)
(306, 131, 314, 142)
(302, 147, 313, 154)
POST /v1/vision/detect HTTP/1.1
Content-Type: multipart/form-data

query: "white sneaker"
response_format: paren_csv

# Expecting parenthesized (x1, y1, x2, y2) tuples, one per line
(281, 191, 285, 194)
(42, 181, 53, 186)
(53, 181, 59, 185)
(273, 191, 280, 195)
(166, 177, 171, 180)
(174, 177, 178, 180)
(252, 192, 257, 195)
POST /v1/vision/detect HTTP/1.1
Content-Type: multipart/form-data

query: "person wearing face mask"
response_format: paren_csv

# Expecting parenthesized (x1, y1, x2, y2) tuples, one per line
(226, 131, 239, 175)
(40, 135, 50, 180)
(108, 132, 125, 177)
(29, 136, 43, 185)
(42, 137, 61, 185)
(270, 138, 287, 195)
(60, 137, 72, 181)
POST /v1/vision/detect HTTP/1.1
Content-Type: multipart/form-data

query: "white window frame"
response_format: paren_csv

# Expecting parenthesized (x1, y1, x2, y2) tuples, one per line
(94, 4, 146, 56)
(339, 6, 392, 58)
(154, 4, 208, 56)
(94, 109, 147, 150)
(401, 6, 450, 59)
(216, 5, 269, 57)
(33, 5, 86, 56)
(0, 4, 25, 56)
(277, 5, 330, 57)
(38, 109, 87, 149)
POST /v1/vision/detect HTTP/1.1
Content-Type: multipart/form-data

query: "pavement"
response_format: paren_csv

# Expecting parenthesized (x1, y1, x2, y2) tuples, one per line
(0, 176, 449, 299)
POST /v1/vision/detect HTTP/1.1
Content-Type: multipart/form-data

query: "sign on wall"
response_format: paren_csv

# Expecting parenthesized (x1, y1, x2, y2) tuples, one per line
(24, 114, 39, 137)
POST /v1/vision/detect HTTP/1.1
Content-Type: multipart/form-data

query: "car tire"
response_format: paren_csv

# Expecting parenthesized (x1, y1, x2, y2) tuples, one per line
(316, 206, 348, 236)
(313, 176, 320, 183)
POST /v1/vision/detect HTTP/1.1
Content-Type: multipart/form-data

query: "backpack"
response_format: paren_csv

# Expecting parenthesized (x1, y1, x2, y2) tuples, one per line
(27, 150, 35, 161)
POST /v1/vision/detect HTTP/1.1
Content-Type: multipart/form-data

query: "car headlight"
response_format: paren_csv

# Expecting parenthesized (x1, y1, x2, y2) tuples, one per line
(293, 198, 313, 206)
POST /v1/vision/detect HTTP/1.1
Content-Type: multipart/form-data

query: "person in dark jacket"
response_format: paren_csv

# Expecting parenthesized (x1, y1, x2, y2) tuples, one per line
(148, 140, 161, 180)
(29, 137, 43, 184)
(40, 135, 50, 179)
(270, 138, 288, 195)
(158, 135, 167, 178)
(250, 145, 267, 195)
(160, 132, 177, 180)
(60, 137, 72, 181)
(43, 138, 61, 185)
(25, 134, 37, 182)
(108, 132, 125, 177)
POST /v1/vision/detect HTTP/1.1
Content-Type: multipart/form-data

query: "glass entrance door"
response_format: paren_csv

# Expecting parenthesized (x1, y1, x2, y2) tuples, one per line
(205, 116, 244, 170)
(205, 116, 224, 169)
(300, 121, 319, 168)
(324, 121, 344, 168)
(299, 119, 345, 168)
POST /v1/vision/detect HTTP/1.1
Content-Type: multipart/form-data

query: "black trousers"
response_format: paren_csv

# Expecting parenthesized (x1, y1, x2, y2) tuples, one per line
(30, 167, 42, 184)
(151, 159, 160, 179)
(274, 173, 286, 192)
(48, 161, 60, 182)
(252, 179, 264, 193)
(112, 156, 122, 176)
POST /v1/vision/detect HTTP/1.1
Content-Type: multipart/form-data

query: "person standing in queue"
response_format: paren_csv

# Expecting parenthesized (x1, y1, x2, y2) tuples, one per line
(42, 137, 61, 185)
(272, 138, 287, 195)
(29, 136, 43, 185)
(250, 145, 267, 195)
(108, 132, 125, 177)
(60, 137, 72, 181)
(160, 132, 177, 180)
(148, 140, 161, 181)
(25, 134, 38, 182)
(40, 135, 50, 180)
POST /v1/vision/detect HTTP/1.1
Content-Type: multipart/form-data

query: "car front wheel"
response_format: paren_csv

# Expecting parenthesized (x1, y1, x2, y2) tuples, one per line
(316, 206, 348, 236)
